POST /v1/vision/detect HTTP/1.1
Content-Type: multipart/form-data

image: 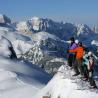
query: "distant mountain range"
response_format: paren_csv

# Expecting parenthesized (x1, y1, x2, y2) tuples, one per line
(0, 14, 98, 74)
(0, 14, 95, 39)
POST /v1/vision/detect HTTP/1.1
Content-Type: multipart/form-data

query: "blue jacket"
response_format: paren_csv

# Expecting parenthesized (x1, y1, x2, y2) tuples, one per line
(83, 54, 89, 66)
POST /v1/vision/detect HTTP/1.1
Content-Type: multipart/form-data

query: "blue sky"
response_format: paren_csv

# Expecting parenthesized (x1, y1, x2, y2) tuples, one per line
(0, 0, 98, 27)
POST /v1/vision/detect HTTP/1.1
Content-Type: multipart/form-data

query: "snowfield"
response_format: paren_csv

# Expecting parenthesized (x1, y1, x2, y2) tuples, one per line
(32, 31, 60, 42)
(0, 57, 51, 98)
(0, 57, 98, 98)
(35, 65, 98, 98)
(91, 40, 98, 46)
(0, 36, 13, 57)
(12, 40, 33, 57)
(0, 30, 52, 98)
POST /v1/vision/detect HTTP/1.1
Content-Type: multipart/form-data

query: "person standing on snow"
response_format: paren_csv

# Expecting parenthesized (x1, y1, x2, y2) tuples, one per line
(67, 37, 78, 68)
(85, 51, 97, 88)
(82, 48, 89, 81)
(68, 42, 84, 76)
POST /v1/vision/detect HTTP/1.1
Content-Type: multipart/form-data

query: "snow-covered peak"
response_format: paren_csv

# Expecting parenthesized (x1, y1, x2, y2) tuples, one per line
(91, 40, 98, 46)
(32, 31, 60, 42)
(0, 14, 11, 24)
(16, 21, 31, 32)
(15, 16, 94, 41)
(0, 14, 15, 31)
(30, 17, 41, 31)
(35, 65, 98, 98)
(30, 16, 40, 21)
(76, 24, 93, 36)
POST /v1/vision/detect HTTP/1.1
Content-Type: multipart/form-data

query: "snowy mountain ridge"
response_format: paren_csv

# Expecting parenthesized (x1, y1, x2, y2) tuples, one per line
(16, 16, 94, 39)
(75, 24, 93, 36)
(0, 14, 11, 24)
(32, 31, 60, 42)
(35, 64, 98, 98)
(0, 14, 95, 40)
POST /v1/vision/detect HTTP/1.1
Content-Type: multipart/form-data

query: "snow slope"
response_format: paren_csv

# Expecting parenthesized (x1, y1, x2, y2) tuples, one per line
(0, 36, 14, 57)
(0, 25, 52, 98)
(91, 40, 98, 46)
(16, 21, 31, 32)
(12, 40, 33, 57)
(0, 57, 51, 98)
(32, 31, 60, 42)
(35, 64, 98, 98)
(0, 26, 32, 58)
(0, 30, 31, 42)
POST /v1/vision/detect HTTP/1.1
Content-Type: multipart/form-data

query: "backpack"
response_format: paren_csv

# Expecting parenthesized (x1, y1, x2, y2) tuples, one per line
(88, 56, 94, 70)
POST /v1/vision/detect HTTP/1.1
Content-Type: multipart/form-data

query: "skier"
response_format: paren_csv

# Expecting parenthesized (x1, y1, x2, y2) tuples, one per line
(67, 37, 78, 68)
(68, 42, 84, 76)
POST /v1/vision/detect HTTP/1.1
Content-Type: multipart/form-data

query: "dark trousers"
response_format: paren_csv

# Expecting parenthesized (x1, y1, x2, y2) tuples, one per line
(68, 54, 75, 67)
(83, 64, 89, 79)
(73, 59, 84, 76)
(88, 70, 96, 87)
(83, 66, 96, 87)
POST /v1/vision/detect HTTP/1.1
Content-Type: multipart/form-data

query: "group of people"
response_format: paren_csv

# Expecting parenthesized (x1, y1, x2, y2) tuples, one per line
(67, 37, 97, 89)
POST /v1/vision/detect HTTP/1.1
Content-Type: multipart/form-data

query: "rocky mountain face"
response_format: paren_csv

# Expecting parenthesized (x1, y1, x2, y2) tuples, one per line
(16, 17, 76, 40)
(0, 14, 94, 39)
(21, 32, 67, 74)
(0, 14, 11, 24)
(0, 14, 15, 31)
(16, 17, 95, 42)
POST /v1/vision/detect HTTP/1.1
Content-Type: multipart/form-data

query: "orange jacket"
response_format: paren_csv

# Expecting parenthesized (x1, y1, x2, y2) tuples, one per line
(69, 46, 84, 60)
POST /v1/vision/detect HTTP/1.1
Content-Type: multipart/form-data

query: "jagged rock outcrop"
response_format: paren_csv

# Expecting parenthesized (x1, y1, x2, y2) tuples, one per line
(0, 14, 11, 24)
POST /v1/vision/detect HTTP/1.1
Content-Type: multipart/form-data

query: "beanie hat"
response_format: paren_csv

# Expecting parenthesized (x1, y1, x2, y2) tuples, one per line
(69, 37, 74, 42)
(88, 51, 92, 56)
(75, 39, 79, 44)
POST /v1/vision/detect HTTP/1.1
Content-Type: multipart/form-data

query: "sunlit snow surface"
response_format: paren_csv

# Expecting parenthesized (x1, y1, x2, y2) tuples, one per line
(32, 31, 60, 42)
(0, 57, 51, 98)
(35, 65, 98, 98)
